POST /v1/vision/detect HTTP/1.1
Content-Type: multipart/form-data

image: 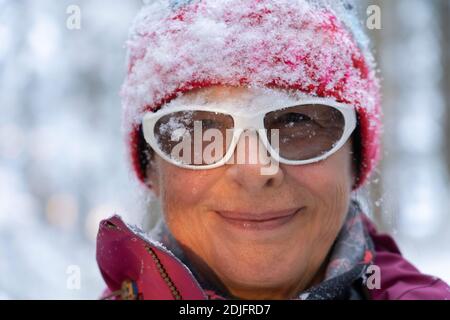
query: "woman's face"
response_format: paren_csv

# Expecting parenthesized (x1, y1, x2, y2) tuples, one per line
(147, 86, 355, 299)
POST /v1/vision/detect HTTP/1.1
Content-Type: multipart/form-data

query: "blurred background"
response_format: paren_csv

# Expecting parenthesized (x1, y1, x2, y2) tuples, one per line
(0, 0, 449, 299)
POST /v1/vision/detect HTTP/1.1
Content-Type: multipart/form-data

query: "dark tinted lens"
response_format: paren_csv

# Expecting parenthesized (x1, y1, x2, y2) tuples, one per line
(154, 110, 234, 165)
(264, 104, 345, 160)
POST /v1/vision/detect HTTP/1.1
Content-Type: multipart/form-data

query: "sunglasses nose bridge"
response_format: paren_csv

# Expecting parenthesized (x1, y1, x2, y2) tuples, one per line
(233, 113, 263, 131)
(231, 113, 270, 150)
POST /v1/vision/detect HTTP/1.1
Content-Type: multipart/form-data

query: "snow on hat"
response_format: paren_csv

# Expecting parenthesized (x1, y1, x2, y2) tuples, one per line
(121, 0, 382, 190)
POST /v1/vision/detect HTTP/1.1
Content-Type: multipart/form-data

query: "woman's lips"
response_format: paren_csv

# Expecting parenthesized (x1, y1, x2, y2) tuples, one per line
(215, 207, 305, 231)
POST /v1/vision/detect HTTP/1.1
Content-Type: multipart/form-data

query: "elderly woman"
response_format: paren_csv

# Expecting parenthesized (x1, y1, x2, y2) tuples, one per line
(97, 0, 450, 300)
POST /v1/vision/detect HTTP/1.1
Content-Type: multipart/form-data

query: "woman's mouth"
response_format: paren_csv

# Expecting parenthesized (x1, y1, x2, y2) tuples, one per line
(215, 207, 305, 231)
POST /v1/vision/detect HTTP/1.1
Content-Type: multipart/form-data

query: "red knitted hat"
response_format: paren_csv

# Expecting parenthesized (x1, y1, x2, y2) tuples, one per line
(121, 0, 382, 190)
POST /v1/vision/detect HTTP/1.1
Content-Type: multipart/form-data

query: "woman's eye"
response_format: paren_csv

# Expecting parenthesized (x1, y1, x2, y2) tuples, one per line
(201, 119, 218, 128)
(278, 113, 313, 127)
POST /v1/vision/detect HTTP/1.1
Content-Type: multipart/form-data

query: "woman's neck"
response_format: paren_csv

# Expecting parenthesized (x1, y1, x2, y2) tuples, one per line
(219, 258, 327, 300)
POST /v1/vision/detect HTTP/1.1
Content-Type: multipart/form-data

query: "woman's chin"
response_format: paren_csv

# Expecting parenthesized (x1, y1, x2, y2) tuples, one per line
(215, 263, 302, 298)
(207, 246, 304, 291)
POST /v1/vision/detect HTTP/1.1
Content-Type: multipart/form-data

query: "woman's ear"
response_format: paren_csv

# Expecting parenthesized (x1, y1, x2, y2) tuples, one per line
(138, 123, 161, 197)
(350, 127, 362, 188)
(144, 149, 161, 198)
(351, 156, 358, 189)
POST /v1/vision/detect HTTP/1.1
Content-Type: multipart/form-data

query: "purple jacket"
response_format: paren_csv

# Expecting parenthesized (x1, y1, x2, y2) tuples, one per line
(96, 213, 450, 300)
(360, 214, 450, 299)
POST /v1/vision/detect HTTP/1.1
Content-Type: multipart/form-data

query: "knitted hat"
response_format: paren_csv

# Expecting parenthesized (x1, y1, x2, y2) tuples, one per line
(121, 0, 382, 190)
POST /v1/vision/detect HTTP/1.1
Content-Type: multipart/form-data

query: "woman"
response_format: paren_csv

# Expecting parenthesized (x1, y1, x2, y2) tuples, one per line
(97, 0, 450, 300)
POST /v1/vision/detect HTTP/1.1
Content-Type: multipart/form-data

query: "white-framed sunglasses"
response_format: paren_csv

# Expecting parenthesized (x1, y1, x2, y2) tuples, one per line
(142, 97, 357, 169)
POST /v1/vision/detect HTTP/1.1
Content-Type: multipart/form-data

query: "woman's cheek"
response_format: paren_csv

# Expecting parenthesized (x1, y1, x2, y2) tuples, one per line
(159, 162, 214, 204)
(283, 148, 352, 240)
(287, 141, 354, 196)
(284, 162, 348, 197)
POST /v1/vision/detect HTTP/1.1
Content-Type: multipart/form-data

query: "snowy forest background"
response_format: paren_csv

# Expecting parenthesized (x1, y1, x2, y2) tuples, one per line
(0, 0, 449, 299)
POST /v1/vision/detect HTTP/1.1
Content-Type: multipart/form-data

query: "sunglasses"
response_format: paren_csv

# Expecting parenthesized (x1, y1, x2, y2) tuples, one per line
(142, 97, 357, 169)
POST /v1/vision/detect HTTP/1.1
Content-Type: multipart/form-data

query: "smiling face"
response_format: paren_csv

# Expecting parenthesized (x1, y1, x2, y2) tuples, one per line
(145, 85, 356, 299)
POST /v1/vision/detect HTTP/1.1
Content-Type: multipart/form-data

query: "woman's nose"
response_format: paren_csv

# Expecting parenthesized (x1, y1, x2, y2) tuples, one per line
(225, 130, 284, 192)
